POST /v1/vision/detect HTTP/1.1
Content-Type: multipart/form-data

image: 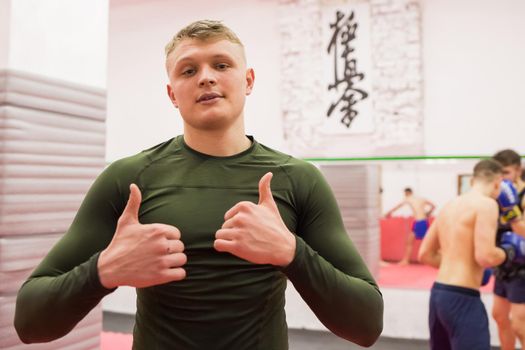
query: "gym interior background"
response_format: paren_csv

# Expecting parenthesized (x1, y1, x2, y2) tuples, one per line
(1, 0, 524, 349)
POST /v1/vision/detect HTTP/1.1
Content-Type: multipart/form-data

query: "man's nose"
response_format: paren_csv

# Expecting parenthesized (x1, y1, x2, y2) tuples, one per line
(198, 66, 217, 87)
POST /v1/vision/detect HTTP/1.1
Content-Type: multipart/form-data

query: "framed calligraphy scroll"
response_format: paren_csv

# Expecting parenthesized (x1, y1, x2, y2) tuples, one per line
(279, 0, 424, 158)
(322, 3, 374, 135)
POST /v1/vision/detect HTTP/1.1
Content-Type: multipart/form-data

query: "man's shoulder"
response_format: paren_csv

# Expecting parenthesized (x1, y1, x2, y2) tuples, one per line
(411, 195, 430, 203)
(460, 193, 498, 214)
(106, 137, 179, 176)
(255, 141, 316, 171)
(254, 142, 323, 189)
(139, 137, 179, 159)
(408, 196, 421, 203)
(476, 194, 497, 207)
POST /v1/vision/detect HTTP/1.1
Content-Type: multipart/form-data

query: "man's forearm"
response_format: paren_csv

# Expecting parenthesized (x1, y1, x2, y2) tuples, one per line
(14, 254, 113, 343)
(477, 247, 506, 268)
(282, 237, 383, 347)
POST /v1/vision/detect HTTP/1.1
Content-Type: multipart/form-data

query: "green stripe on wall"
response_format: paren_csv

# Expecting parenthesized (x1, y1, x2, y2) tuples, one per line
(303, 155, 525, 162)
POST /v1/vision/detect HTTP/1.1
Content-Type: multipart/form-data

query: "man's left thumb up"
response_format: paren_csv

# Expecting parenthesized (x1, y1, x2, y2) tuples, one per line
(258, 172, 275, 206)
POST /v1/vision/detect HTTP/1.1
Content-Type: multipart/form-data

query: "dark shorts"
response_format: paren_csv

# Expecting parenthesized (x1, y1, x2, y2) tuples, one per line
(494, 274, 525, 303)
(429, 282, 490, 350)
(412, 219, 428, 240)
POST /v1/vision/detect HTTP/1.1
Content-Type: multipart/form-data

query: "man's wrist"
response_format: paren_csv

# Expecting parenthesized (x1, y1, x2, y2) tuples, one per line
(500, 245, 515, 266)
(276, 233, 296, 267)
(97, 249, 117, 289)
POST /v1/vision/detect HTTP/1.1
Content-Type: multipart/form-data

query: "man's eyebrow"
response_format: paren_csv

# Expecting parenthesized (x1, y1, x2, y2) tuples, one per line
(174, 54, 236, 66)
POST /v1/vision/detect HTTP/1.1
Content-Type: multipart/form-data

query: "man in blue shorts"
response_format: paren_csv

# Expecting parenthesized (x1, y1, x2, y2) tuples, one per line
(419, 159, 519, 350)
(385, 188, 435, 265)
(492, 149, 525, 350)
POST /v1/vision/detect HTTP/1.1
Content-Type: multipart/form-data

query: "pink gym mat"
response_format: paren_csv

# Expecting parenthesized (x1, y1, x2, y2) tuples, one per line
(378, 262, 495, 292)
(101, 331, 133, 350)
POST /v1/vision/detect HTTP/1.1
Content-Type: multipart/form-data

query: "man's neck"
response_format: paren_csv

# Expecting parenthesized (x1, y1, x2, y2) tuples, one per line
(471, 183, 493, 197)
(183, 126, 252, 157)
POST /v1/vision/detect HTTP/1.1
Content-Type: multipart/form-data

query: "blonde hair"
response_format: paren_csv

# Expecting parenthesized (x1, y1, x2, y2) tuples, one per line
(165, 20, 244, 58)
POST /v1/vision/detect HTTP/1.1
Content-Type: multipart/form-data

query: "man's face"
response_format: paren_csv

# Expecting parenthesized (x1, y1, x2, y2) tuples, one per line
(501, 165, 521, 183)
(165, 38, 254, 131)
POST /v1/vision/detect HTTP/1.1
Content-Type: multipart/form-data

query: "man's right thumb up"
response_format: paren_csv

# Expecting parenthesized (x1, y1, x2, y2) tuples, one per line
(119, 183, 142, 225)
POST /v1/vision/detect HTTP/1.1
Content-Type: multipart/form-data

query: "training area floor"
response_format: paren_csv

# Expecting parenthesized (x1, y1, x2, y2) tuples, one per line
(102, 263, 502, 349)
(103, 311, 501, 349)
(103, 311, 431, 350)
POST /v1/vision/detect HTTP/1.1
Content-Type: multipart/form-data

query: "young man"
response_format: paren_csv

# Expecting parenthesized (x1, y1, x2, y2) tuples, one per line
(491, 149, 525, 350)
(14, 20, 383, 349)
(385, 188, 435, 265)
(418, 159, 512, 350)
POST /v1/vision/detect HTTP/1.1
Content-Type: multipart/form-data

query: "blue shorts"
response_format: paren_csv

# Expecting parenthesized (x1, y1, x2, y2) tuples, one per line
(494, 274, 525, 303)
(412, 219, 428, 240)
(429, 282, 490, 350)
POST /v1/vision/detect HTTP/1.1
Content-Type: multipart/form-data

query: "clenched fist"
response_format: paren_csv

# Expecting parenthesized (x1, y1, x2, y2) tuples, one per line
(214, 172, 296, 267)
(98, 184, 187, 288)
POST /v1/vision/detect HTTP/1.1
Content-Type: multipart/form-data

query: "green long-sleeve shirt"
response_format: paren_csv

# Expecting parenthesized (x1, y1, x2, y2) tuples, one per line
(15, 135, 383, 349)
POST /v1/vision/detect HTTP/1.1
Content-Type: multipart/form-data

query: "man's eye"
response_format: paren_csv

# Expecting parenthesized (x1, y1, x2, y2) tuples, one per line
(182, 68, 195, 76)
(216, 63, 229, 70)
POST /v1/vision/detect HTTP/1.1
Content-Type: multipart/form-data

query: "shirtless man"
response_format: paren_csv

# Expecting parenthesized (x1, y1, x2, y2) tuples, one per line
(418, 159, 521, 350)
(385, 188, 435, 265)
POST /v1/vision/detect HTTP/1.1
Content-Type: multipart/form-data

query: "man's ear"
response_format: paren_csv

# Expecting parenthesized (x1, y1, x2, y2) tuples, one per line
(245, 68, 255, 96)
(167, 84, 178, 108)
(495, 179, 502, 194)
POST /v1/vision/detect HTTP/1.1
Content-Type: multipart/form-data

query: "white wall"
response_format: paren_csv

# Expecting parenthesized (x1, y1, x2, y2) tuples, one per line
(0, 0, 10, 68)
(106, 0, 525, 216)
(7, 0, 108, 88)
(381, 159, 477, 216)
(422, 0, 525, 155)
(107, 0, 525, 162)
(106, 0, 283, 161)
(104, 0, 525, 321)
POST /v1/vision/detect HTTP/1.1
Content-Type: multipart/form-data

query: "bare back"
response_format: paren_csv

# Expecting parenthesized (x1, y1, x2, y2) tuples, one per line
(435, 192, 497, 289)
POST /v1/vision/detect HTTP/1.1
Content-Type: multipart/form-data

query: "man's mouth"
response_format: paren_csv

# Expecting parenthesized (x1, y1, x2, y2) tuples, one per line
(197, 92, 223, 103)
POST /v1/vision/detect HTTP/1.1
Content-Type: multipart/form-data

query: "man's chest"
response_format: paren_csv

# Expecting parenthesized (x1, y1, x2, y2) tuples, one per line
(137, 185, 298, 248)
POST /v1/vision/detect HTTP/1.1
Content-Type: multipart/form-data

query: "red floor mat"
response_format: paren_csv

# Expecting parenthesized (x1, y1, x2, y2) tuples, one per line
(378, 262, 494, 292)
(101, 331, 133, 350)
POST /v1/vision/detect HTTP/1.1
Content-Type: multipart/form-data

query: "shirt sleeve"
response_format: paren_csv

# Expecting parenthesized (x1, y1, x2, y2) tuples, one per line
(280, 162, 383, 347)
(14, 159, 134, 343)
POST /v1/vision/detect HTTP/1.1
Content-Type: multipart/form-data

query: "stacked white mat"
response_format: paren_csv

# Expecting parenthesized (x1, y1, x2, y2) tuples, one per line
(0, 69, 106, 349)
(318, 164, 381, 278)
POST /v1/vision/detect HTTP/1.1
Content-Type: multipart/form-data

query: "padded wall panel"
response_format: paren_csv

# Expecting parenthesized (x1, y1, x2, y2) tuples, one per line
(0, 233, 63, 294)
(0, 297, 102, 350)
(0, 69, 106, 349)
(319, 164, 381, 278)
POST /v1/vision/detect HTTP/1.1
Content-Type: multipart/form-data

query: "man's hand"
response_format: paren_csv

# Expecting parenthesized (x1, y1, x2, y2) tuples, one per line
(97, 184, 187, 289)
(500, 231, 525, 266)
(498, 180, 522, 225)
(214, 172, 296, 267)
